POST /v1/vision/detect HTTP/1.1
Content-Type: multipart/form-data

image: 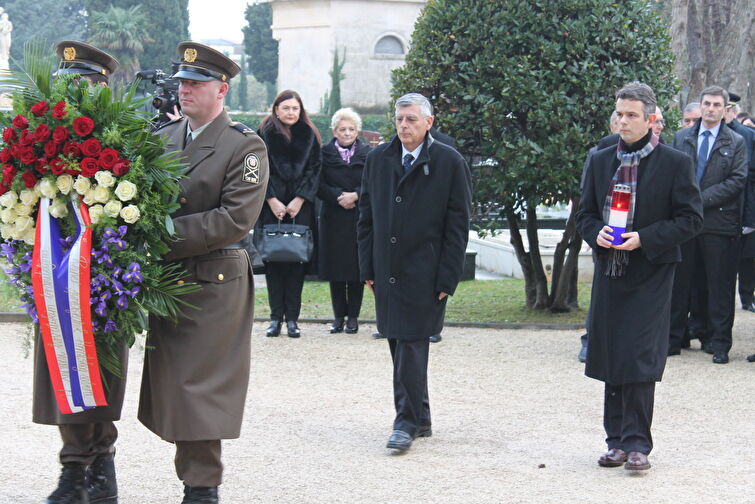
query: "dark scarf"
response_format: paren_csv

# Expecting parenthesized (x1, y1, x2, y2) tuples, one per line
(602, 130, 659, 278)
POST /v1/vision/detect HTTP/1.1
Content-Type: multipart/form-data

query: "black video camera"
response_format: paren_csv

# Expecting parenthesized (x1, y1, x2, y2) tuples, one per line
(135, 66, 180, 127)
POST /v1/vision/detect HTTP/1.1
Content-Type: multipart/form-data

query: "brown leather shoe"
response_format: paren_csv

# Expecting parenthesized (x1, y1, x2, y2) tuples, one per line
(625, 451, 651, 470)
(598, 448, 627, 467)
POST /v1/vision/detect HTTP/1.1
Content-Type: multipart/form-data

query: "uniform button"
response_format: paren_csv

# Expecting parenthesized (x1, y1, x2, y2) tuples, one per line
(389, 277, 396, 284)
(395, 196, 402, 203)
(390, 237, 397, 244)
(177, 280, 185, 285)
(218, 273, 225, 281)
(180, 197, 187, 204)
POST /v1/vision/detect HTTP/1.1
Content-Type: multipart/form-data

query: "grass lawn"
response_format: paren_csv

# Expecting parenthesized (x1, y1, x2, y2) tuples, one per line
(0, 269, 591, 325)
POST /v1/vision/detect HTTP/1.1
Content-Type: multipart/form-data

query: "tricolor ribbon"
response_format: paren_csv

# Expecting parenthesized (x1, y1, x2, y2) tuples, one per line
(31, 196, 106, 414)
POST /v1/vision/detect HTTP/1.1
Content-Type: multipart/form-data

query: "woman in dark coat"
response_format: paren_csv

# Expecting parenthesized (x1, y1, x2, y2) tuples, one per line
(257, 90, 321, 337)
(318, 108, 371, 333)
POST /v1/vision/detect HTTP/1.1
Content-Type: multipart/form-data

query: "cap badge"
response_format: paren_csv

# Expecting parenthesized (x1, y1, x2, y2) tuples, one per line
(63, 47, 76, 61)
(184, 48, 198, 63)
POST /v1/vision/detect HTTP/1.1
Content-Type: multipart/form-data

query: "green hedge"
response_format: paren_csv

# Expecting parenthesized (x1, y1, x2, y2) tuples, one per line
(228, 112, 392, 144)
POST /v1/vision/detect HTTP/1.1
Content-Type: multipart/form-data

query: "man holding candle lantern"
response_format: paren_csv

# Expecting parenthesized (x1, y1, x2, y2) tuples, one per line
(577, 82, 703, 471)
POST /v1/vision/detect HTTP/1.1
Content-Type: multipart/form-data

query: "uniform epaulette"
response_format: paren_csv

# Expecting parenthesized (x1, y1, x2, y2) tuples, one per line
(229, 121, 256, 136)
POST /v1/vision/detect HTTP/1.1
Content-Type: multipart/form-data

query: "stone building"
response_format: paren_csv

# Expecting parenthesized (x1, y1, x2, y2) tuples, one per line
(263, 0, 426, 112)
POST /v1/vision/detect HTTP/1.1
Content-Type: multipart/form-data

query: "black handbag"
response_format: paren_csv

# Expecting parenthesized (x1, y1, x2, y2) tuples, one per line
(253, 221, 314, 263)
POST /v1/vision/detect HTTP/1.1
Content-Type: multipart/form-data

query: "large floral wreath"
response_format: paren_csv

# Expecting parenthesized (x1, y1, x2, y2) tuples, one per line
(0, 46, 196, 403)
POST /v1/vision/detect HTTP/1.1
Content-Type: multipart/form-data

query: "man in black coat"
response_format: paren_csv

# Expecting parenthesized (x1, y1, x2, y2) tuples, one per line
(577, 82, 703, 471)
(669, 86, 748, 363)
(358, 93, 471, 453)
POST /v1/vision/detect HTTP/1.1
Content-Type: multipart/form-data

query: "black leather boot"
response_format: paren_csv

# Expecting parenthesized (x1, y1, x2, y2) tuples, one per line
(45, 462, 89, 504)
(87, 452, 117, 503)
(265, 320, 281, 337)
(182, 486, 218, 503)
(329, 317, 345, 333)
(344, 317, 358, 334)
(286, 320, 301, 338)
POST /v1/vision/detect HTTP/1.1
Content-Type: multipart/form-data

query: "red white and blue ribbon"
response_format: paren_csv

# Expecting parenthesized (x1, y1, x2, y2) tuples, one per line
(31, 197, 106, 414)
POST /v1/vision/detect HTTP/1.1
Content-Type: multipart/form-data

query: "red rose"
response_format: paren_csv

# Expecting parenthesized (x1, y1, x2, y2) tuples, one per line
(35, 159, 48, 175)
(12, 115, 29, 130)
(18, 146, 37, 165)
(112, 159, 131, 176)
(10, 143, 21, 158)
(80, 157, 99, 177)
(30, 101, 50, 117)
(0, 185, 8, 196)
(72, 116, 95, 136)
(52, 101, 68, 120)
(81, 137, 102, 157)
(49, 158, 66, 175)
(18, 129, 35, 146)
(34, 123, 51, 143)
(22, 171, 38, 188)
(98, 148, 119, 170)
(2, 127, 17, 143)
(0, 148, 11, 163)
(52, 126, 69, 143)
(44, 141, 59, 158)
(63, 141, 82, 158)
(2, 164, 16, 181)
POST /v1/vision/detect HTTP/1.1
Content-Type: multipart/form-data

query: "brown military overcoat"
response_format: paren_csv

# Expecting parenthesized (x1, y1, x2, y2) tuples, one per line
(138, 111, 268, 441)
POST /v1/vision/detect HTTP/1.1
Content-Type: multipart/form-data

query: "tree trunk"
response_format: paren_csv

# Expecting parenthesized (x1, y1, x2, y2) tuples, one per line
(506, 209, 537, 308)
(671, 0, 754, 111)
(550, 197, 582, 312)
(524, 206, 550, 309)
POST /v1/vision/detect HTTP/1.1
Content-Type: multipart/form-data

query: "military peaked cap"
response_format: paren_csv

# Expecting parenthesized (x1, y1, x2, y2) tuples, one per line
(172, 41, 240, 82)
(54, 40, 119, 81)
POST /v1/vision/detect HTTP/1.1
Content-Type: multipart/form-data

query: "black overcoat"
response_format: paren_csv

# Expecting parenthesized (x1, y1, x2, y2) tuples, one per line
(357, 135, 472, 340)
(256, 121, 320, 270)
(577, 140, 703, 384)
(318, 138, 370, 281)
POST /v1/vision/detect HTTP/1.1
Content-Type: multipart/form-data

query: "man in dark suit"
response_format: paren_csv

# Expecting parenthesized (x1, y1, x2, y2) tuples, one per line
(138, 42, 268, 504)
(577, 82, 703, 471)
(669, 86, 748, 363)
(358, 93, 471, 453)
(34, 40, 124, 504)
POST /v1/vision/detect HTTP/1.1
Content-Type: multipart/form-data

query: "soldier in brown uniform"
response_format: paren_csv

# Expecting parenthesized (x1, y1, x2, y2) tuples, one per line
(137, 42, 268, 504)
(34, 41, 126, 504)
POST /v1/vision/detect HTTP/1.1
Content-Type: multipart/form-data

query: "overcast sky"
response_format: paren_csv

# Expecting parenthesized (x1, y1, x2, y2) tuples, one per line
(188, 0, 250, 44)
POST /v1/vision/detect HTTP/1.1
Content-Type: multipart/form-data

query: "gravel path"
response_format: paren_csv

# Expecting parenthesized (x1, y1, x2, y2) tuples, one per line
(0, 315, 753, 503)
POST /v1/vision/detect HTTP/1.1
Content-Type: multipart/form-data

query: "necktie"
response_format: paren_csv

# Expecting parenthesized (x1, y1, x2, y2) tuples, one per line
(185, 129, 193, 148)
(696, 130, 711, 183)
(402, 153, 414, 174)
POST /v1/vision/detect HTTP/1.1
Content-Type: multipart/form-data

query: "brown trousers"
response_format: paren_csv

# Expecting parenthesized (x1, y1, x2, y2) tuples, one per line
(58, 422, 118, 465)
(174, 440, 223, 487)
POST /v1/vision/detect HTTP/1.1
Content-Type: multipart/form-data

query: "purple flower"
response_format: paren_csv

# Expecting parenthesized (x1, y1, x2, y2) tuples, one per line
(112, 266, 123, 279)
(128, 286, 140, 298)
(95, 301, 107, 318)
(102, 228, 118, 240)
(1, 242, 17, 262)
(92, 319, 101, 331)
(116, 295, 129, 310)
(122, 263, 143, 283)
(104, 320, 118, 333)
(118, 225, 127, 237)
(99, 290, 112, 302)
(108, 237, 127, 251)
(22, 302, 38, 324)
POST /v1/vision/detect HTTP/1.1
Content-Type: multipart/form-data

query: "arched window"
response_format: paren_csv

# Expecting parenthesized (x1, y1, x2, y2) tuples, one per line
(374, 35, 404, 55)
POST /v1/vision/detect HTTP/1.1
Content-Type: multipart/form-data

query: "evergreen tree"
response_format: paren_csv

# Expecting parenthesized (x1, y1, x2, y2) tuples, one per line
(88, 5, 152, 87)
(327, 48, 346, 115)
(242, 1, 278, 105)
(393, 0, 678, 311)
(237, 55, 248, 111)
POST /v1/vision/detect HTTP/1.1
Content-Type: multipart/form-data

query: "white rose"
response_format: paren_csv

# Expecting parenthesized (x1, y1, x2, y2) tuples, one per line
(13, 202, 32, 216)
(114, 180, 137, 202)
(19, 189, 38, 206)
(73, 175, 92, 196)
(88, 204, 104, 224)
(104, 200, 122, 218)
(10, 224, 23, 240)
(39, 179, 58, 199)
(0, 223, 13, 240)
(94, 170, 116, 188)
(22, 226, 35, 245)
(0, 190, 17, 208)
(49, 200, 68, 219)
(14, 215, 33, 233)
(56, 174, 74, 195)
(0, 207, 17, 224)
(83, 187, 97, 206)
(119, 204, 140, 224)
(93, 185, 110, 204)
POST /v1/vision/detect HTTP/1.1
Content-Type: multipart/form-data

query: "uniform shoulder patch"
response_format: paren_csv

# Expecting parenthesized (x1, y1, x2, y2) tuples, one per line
(230, 121, 256, 136)
(243, 153, 261, 184)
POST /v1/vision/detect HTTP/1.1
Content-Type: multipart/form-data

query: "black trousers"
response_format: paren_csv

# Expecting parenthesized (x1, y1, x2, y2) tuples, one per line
(603, 382, 655, 454)
(669, 234, 738, 353)
(738, 256, 755, 307)
(388, 338, 431, 437)
(329, 281, 364, 319)
(58, 422, 117, 465)
(265, 261, 306, 322)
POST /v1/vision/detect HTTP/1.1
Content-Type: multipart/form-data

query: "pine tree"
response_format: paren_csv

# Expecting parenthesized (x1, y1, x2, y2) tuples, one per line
(237, 55, 248, 111)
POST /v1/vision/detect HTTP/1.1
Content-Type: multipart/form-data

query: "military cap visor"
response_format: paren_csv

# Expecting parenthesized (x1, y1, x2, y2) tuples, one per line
(172, 65, 225, 82)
